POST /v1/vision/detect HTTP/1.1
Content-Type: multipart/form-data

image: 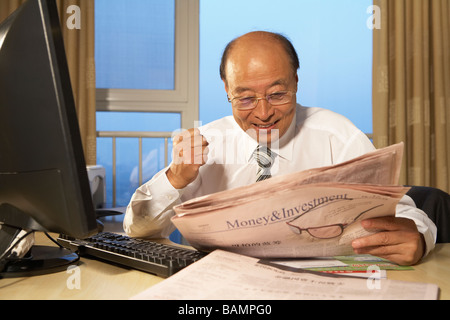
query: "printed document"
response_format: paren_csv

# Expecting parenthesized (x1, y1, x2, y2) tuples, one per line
(132, 250, 439, 300)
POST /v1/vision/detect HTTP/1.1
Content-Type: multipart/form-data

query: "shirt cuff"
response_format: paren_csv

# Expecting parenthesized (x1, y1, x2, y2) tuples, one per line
(148, 168, 185, 204)
(395, 195, 437, 259)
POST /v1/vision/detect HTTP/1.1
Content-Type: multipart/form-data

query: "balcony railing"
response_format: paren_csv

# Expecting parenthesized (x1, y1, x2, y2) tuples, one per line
(97, 131, 173, 207)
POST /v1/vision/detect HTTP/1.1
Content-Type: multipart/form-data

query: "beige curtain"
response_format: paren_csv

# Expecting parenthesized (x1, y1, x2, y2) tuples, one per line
(0, 0, 96, 165)
(0, 0, 27, 15)
(373, 0, 450, 193)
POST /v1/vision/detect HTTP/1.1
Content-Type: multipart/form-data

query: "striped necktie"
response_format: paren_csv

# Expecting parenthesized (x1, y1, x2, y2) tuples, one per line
(254, 146, 276, 182)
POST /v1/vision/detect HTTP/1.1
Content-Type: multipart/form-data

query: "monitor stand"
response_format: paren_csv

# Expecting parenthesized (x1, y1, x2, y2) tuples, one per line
(0, 227, 79, 278)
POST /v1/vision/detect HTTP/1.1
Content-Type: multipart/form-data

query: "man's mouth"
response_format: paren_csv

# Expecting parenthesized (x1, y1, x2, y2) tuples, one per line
(253, 120, 279, 129)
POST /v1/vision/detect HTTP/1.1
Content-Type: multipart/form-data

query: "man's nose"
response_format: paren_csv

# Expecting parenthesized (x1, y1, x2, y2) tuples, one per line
(253, 99, 274, 120)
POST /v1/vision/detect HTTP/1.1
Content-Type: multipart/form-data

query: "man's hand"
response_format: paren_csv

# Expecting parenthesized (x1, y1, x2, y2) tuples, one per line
(166, 128, 209, 189)
(351, 217, 425, 266)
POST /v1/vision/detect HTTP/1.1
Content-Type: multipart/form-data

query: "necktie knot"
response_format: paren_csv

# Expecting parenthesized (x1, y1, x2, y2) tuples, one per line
(254, 146, 276, 182)
(255, 146, 274, 168)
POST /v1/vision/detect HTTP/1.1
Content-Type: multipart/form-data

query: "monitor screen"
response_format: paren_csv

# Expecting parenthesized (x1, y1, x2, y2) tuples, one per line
(0, 0, 98, 276)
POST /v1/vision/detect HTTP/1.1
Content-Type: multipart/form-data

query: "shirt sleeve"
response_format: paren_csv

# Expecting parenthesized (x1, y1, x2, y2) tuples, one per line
(395, 194, 437, 258)
(123, 169, 182, 239)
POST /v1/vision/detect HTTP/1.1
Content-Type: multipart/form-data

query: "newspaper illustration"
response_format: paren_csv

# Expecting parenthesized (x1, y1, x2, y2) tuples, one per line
(171, 143, 409, 258)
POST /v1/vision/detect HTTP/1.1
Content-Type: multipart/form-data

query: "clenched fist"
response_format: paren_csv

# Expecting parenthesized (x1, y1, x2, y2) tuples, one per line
(166, 128, 209, 189)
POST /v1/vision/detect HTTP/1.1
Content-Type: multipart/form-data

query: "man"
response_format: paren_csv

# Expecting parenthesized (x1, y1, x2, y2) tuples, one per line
(124, 31, 436, 266)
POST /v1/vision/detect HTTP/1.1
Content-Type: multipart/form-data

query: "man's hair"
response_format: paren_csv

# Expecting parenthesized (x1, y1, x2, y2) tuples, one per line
(219, 31, 300, 83)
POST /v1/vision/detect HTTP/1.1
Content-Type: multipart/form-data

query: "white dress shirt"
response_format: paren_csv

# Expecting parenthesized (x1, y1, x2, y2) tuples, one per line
(124, 105, 436, 256)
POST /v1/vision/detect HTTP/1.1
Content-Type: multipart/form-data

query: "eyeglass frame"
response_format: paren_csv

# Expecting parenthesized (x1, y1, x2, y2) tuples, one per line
(227, 90, 296, 110)
(286, 204, 384, 240)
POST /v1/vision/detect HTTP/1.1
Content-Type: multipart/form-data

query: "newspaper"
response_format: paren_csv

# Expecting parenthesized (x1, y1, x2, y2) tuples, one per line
(171, 143, 409, 258)
(132, 249, 439, 300)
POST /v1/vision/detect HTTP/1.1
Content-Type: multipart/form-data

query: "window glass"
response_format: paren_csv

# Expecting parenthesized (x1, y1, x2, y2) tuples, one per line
(96, 111, 180, 132)
(95, 0, 175, 90)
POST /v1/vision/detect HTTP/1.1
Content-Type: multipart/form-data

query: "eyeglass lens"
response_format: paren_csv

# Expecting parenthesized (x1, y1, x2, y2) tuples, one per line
(234, 92, 292, 109)
(306, 225, 343, 239)
(287, 224, 344, 239)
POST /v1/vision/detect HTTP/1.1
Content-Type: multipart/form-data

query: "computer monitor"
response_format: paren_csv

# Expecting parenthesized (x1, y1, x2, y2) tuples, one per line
(0, 0, 99, 277)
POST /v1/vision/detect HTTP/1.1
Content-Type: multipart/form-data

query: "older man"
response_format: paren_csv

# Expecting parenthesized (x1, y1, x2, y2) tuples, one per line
(124, 31, 436, 265)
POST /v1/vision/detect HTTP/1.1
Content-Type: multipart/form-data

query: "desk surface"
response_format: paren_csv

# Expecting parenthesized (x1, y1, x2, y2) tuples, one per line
(388, 242, 450, 299)
(1, 231, 449, 300)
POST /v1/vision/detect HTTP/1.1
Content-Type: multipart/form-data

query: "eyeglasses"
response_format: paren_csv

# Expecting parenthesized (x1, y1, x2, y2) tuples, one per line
(286, 204, 383, 240)
(227, 91, 295, 110)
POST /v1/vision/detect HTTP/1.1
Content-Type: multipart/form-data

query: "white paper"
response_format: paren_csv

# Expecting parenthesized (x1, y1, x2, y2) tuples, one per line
(132, 250, 439, 300)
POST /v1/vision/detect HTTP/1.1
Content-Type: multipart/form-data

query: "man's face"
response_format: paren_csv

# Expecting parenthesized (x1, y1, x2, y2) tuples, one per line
(224, 39, 298, 145)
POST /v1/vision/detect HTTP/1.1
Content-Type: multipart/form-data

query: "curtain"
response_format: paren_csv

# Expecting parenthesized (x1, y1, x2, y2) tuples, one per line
(372, 0, 450, 193)
(0, 0, 96, 165)
(0, 0, 27, 15)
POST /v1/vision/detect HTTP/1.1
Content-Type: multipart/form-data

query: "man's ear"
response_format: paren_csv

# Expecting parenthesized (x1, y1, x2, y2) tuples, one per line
(223, 80, 229, 95)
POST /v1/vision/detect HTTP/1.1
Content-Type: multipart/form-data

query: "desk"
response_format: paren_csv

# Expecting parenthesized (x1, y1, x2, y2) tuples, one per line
(0, 232, 165, 300)
(388, 243, 450, 300)
(1, 231, 449, 300)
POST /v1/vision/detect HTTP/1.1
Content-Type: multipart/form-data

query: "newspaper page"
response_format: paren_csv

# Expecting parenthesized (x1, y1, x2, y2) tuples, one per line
(132, 250, 439, 300)
(171, 143, 408, 258)
(172, 183, 408, 257)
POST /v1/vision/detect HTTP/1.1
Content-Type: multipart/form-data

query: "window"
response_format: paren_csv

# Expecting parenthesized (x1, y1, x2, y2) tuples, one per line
(95, 0, 199, 243)
(96, 0, 175, 91)
(95, 0, 199, 129)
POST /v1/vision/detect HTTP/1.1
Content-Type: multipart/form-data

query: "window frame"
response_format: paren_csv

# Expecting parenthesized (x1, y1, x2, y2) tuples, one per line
(95, 0, 199, 130)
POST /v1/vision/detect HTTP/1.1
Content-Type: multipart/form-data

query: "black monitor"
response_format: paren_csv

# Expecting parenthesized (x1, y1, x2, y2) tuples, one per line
(0, 0, 99, 277)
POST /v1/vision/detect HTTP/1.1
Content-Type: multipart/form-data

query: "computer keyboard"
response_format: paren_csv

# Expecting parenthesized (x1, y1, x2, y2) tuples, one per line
(57, 232, 206, 278)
